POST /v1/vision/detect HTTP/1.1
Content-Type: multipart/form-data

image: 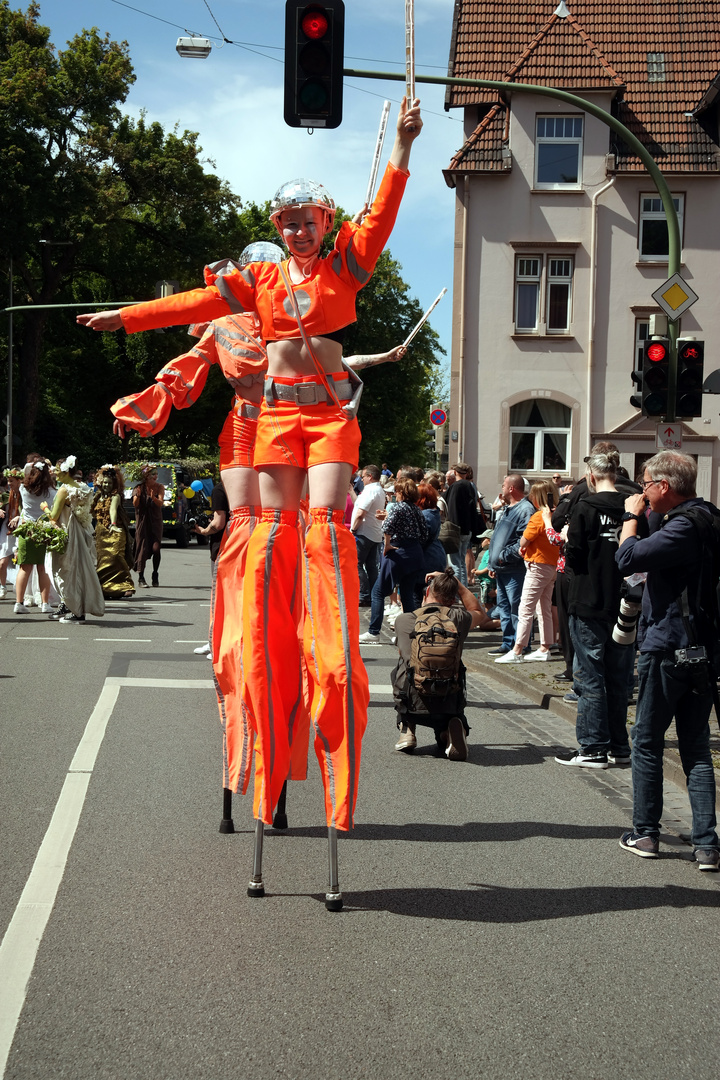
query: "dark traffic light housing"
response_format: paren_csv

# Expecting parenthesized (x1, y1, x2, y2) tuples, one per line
(284, 1, 344, 129)
(635, 336, 670, 417)
(676, 337, 705, 417)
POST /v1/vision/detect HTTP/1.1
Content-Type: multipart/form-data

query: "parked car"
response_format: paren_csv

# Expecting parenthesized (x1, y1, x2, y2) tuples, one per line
(121, 462, 215, 547)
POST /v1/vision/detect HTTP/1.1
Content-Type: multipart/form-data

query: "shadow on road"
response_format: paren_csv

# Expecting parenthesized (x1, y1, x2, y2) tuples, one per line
(313, 882, 720, 921)
(268, 820, 631, 843)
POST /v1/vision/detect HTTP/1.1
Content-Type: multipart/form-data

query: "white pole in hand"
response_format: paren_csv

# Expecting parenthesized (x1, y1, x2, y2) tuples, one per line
(365, 101, 391, 210)
(405, 0, 415, 103)
(402, 288, 447, 348)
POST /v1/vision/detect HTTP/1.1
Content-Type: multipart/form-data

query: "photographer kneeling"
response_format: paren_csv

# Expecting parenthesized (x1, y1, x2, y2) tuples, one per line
(390, 568, 486, 761)
(616, 451, 719, 868)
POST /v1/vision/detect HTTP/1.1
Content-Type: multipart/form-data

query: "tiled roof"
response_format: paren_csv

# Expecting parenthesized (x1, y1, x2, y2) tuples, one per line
(445, 1, 720, 175)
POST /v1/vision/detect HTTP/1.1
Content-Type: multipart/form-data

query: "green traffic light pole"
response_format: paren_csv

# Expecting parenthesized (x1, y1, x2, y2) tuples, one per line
(345, 68, 683, 421)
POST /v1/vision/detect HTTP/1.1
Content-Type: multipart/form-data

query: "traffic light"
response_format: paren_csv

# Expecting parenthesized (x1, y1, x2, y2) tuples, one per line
(676, 337, 705, 417)
(284, 2, 344, 129)
(637, 336, 670, 417)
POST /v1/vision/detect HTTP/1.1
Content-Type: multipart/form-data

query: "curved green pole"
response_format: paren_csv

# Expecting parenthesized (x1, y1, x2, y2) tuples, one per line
(345, 69, 681, 419)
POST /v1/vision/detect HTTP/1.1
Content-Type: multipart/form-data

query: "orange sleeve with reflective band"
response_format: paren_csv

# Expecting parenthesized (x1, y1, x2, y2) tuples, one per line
(110, 327, 218, 436)
(119, 286, 231, 335)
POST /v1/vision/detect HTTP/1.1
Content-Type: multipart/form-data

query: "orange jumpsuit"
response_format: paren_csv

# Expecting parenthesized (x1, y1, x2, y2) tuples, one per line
(111, 316, 310, 796)
(117, 163, 410, 831)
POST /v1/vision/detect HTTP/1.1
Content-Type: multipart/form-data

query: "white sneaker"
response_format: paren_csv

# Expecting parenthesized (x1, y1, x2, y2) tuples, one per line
(40, 603, 53, 614)
(33, 594, 42, 607)
(14, 602, 29, 614)
(0, 585, 6, 599)
(194, 642, 211, 654)
(495, 650, 524, 664)
(359, 631, 381, 644)
(524, 649, 552, 661)
(24, 596, 35, 608)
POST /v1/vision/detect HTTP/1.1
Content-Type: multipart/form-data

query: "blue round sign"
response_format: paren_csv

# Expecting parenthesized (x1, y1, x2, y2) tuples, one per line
(430, 409, 447, 426)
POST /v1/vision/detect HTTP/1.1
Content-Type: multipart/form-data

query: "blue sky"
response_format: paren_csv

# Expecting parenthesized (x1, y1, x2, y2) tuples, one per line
(37, 0, 463, 364)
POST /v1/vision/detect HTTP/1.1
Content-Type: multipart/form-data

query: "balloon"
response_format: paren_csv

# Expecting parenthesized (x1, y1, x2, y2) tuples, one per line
(183, 487, 195, 500)
(190, 480, 203, 492)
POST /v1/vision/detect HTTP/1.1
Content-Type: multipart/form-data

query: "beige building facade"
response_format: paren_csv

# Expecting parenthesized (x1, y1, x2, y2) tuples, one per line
(443, 1, 720, 499)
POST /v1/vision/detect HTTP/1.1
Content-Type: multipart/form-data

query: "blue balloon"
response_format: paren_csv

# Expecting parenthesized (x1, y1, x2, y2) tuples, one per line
(190, 480, 203, 492)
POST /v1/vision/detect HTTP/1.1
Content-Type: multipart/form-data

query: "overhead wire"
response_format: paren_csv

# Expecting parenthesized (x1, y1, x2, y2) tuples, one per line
(107, 0, 461, 121)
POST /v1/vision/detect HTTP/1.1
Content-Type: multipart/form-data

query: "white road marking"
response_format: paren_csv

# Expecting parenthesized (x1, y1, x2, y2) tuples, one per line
(174, 640, 209, 644)
(0, 677, 213, 1076)
(93, 638, 152, 643)
(368, 684, 393, 694)
(15, 636, 70, 641)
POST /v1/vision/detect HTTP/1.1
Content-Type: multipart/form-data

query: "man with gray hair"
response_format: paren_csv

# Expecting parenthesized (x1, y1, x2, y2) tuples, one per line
(616, 451, 719, 869)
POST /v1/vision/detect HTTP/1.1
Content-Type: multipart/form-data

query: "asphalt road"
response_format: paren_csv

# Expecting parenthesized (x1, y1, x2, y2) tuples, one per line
(1, 543, 719, 1080)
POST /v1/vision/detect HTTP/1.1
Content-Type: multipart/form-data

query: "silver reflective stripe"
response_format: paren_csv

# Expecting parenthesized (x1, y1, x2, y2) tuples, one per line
(216, 275, 246, 314)
(262, 511, 286, 778)
(329, 518, 356, 821)
(286, 531, 304, 753)
(330, 251, 343, 277)
(304, 534, 337, 826)
(346, 237, 371, 285)
(238, 508, 259, 788)
(189, 346, 213, 367)
(159, 366, 193, 394)
(126, 398, 158, 432)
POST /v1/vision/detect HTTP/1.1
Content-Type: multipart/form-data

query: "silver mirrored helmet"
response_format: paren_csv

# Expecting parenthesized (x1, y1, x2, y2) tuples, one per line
(269, 179, 336, 230)
(238, 241, 285, 266)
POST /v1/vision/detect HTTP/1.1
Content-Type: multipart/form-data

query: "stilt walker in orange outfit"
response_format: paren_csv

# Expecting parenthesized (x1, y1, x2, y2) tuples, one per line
(109, 243, 310, 819)
(78, 98, 423, 909)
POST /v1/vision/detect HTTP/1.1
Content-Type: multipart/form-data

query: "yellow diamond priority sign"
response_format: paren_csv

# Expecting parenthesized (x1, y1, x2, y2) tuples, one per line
(651, 273, 698, 320)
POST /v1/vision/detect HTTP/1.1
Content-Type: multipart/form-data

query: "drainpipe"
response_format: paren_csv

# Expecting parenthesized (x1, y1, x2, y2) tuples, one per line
(586, 176, 616, 456)
(458, 175, 469, 460)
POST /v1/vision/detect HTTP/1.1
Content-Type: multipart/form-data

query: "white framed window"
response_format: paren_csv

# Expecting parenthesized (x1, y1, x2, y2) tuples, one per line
(515, 257, 541, 332)
(535, 115, 583, 189)
(509, 400, 572, 473)
(547, 258, 573, 333)
(639, 193, 684, 261)
(514, 254, 574, 334)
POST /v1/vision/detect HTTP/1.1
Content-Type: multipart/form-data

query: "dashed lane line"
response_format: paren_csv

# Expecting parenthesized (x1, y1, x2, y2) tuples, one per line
(0, 676, 213, 1077)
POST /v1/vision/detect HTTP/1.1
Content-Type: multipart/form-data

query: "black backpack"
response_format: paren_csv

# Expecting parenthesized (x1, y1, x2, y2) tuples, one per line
(409, 604, 462, 698)
(664, 501, 720, 643)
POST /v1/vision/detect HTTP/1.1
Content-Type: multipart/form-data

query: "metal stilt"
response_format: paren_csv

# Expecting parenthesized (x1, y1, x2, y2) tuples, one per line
(219, 786, 235, 833)
(325, 826, 343, 911)
(247, 818, 265, 897)
(272, 780, 288, 830)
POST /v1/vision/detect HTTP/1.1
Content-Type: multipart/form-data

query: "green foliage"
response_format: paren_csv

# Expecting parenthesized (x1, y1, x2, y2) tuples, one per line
(0, 3, 445, 469)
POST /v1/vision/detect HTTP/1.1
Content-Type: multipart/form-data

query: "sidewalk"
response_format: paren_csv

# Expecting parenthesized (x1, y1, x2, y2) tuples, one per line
(461, 629, 720, 794)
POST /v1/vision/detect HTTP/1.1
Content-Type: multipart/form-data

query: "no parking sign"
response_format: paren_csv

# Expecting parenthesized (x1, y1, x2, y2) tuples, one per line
(430, 408, 447, 426)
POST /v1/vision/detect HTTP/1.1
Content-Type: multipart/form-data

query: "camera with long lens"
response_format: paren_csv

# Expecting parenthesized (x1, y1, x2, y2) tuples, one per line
(187, 513, 210, 530)
(612, 581, 644, 645)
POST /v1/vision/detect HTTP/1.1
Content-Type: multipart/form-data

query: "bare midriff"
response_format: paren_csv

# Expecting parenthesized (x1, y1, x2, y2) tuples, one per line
(267, 337, 344, 379)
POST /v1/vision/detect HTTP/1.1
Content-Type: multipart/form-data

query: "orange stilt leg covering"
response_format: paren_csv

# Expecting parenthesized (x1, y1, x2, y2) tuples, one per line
(241, 510, 309, 824)
(210, 507, 257, 795)
(303, 509, 369, 831)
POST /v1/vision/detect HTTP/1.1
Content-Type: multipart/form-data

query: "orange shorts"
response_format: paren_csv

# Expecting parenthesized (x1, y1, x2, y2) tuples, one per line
(217, 398, 259, 470)
(253, 375, 361, 470)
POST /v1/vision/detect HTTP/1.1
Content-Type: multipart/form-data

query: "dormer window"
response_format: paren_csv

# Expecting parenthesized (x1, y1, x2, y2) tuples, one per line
(535, 115, 584, 189)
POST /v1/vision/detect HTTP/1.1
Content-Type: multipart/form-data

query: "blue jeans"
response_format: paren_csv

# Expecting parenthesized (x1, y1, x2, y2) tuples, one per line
(354, 533, 380, 602)
(369, 565, 421, 635)
(631, 651, 718, 849)
(570, 615, 633, 756)
(494, 569, 525, 651)
(448, 532, 472, 585)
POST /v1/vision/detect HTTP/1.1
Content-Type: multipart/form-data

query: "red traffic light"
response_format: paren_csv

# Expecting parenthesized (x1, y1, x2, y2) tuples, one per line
(679, 343, 701, 361)
(301, 8, 329, 38)
(647, 342, 668, 363)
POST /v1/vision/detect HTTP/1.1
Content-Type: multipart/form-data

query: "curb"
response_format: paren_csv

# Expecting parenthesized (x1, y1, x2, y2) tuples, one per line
(461, 632, 720, 797)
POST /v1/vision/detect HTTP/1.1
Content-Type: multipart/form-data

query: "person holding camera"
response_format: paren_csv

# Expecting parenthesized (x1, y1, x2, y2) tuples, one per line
(554, 450, 633, 769)
(615, 451, 719, 868)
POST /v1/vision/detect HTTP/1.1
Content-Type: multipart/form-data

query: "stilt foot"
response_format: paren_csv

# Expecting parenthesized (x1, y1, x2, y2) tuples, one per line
(325, 891, 343, 912)
(247, 878, 265, 898)
(272, 811, 288, 830)
(219, 817, 235, 834)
